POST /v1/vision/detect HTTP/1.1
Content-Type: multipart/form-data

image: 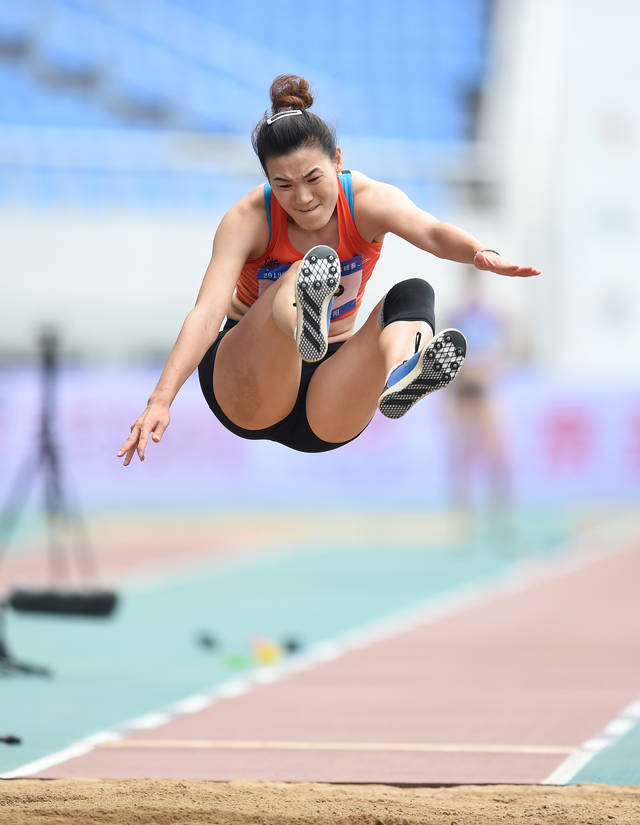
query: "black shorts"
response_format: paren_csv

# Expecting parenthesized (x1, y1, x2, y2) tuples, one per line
(198, 319, 360, 453)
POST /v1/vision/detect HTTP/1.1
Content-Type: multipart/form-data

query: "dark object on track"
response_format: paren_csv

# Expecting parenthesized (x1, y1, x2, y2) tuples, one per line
(196, 632, 219, 650)
(10, 587, 117, 617)
(282, 636, 302, 654)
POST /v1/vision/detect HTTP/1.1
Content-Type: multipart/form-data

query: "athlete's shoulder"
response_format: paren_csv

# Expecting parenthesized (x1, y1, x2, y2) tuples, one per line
(349, 169, 381, 195)
(225, 184, 268, 222)
(349, 170, 408, 219)
(216, 184, 269, 255)
(350, 170, 404, 202)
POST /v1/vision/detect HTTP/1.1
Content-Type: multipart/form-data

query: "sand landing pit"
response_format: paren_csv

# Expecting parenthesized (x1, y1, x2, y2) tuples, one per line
(1, 779, 639, 824)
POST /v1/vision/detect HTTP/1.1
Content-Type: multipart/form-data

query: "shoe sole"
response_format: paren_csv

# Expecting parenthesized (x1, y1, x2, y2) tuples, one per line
(378, 328, 467, 419)
(295, 245, 340, 362)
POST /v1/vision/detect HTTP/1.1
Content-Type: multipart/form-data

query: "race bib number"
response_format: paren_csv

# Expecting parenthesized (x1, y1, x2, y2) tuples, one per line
(331, 255, 362, 320)
(256, 255, 363, 319)
(257, 264, 290, 296)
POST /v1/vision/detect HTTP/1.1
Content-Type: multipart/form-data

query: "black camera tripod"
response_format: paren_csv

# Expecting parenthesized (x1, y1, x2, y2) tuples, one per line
(0, 330, 116, 679)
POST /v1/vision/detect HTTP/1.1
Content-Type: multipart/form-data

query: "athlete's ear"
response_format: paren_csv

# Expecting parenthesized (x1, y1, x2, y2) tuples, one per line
(334, 146, 343, 173)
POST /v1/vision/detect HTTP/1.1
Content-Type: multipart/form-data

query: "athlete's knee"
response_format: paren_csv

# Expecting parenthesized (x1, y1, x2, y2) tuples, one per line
(271, 260, 302, 304)
(280, 260, 303, 283)
(378, 277, 435, 333)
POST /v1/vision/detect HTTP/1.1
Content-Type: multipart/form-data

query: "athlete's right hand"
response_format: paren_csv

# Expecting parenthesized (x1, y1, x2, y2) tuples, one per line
(117, 403, 170, 466)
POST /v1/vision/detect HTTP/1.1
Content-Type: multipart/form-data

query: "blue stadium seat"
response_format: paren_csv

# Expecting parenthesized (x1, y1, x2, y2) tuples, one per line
(0, 3, 39, 43)
(0, 0, 490, 208)
(37, 5, 106, 78)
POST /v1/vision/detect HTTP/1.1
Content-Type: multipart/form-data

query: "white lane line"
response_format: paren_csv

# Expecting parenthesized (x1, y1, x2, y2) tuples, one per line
(171, 695, 211, 714)
(0, 731, 124, 779)
(543, 695, 640, 785)
(127, 713, 172, 731)
(3, 524, 636, 780)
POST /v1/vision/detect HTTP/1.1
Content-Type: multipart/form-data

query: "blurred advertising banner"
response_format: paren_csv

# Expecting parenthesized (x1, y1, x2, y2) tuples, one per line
(0, 367, 639, 511)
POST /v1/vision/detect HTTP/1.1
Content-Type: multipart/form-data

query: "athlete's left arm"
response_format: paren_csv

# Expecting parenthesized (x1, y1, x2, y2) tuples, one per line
(360, 179, 541, 278)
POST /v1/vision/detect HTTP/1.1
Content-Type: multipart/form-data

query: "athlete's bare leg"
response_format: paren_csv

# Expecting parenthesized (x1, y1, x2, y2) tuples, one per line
(305, 302, 433, 443)
(212, 262, 304, 429)
(213, 268, 431, 438)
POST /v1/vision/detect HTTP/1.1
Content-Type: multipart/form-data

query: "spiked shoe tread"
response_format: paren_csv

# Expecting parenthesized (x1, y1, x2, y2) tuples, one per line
(378, 328, 467, 419)
(295, 245, 340, 362)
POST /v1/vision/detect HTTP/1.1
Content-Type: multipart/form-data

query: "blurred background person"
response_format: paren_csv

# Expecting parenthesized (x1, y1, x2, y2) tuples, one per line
(444, 267, 521, 543)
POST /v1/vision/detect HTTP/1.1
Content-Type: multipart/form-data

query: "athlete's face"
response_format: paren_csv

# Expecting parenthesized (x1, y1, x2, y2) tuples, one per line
(266, 144, 342, 231)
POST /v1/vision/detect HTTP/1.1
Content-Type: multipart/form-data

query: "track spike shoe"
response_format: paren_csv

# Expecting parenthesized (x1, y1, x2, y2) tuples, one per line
(378, 328, 467, 418)
(294, 245, 341, 362)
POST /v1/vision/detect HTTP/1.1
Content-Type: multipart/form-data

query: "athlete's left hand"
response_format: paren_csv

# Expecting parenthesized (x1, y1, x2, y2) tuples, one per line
(474, 249, 541, 277)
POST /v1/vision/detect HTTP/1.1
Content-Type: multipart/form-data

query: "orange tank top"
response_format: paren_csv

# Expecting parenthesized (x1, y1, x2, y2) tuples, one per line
(235, 172, 383, 323)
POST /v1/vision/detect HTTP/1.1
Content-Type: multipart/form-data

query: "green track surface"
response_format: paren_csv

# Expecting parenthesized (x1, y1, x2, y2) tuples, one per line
(1, 507, 635, 784)
(571, 723, 640, 785)
(1, 532, 556, 776)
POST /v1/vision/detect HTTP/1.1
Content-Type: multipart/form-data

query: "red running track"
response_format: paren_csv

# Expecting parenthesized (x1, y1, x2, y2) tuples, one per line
(28, 533, 640, 785)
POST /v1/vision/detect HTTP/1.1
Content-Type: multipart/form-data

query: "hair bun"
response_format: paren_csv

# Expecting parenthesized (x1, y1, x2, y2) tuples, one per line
(270, 74, 314, 113)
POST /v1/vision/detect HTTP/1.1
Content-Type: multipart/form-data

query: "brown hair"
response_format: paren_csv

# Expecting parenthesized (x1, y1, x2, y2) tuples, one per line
(252, 74, 337, 174)
(269, 73, 314, 111)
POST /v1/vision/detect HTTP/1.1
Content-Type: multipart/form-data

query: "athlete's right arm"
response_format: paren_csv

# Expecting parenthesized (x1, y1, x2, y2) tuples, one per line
(118, 194, 267, 466)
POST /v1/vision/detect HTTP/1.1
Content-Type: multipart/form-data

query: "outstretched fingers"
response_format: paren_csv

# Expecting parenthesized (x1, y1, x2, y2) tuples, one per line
(152, 422, 167, 443)
(475, 251, 541, 277)
(136, 424, 153, 462)
(117, 422, 142, 466)
(117, 406, 170, 466)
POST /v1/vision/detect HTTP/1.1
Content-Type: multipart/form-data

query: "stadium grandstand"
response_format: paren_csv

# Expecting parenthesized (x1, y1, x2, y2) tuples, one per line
(0, 0, 491, 211)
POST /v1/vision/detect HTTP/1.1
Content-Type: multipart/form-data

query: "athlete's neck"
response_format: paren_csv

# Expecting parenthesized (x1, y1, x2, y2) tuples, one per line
(286, 208, 339, 253)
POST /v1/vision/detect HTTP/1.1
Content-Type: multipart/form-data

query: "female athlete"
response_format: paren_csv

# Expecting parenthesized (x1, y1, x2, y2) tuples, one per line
(118, 74, 540, 464)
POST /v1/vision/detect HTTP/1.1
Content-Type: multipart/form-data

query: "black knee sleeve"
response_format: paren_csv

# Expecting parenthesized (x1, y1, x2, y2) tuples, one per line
(379, 277, 435, 332)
